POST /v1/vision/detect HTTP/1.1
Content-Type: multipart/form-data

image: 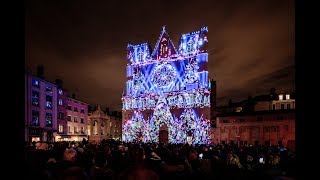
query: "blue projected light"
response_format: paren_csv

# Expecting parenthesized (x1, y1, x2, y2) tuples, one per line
(122, 26, 211, 144)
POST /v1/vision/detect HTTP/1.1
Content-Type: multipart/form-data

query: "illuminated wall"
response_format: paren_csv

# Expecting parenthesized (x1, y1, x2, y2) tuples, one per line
(122, 26, 211, 144)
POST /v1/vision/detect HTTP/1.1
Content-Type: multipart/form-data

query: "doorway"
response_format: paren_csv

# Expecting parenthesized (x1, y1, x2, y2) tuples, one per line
(159, 130, 168, 143)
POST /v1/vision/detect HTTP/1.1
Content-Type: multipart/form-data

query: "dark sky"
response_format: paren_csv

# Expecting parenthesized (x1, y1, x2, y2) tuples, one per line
(25, 0, 295, 111)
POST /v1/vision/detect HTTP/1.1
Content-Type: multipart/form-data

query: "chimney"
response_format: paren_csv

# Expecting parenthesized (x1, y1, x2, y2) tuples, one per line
(55, 79, 63, 89)
(37, 65, 44, 79)
(72, 93, 76, 99)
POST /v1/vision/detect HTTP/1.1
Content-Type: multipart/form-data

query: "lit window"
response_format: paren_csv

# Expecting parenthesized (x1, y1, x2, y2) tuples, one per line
(110, 122, 112, 127)
(32, 91, 39, 106)
(278, 94, 283, 100)
(74, 117, 78, 122)
(58, 99, 63, 106)
(46, 86, 52, 92)
(31, 111, 39, 126)
(59, 124, 63, 133)
(58, 89, 63, 95)
(46, 113, 52, 127)
(286, 94, 290, 100)
(32, 79, 39, 87)
(46, 96, 52, 109)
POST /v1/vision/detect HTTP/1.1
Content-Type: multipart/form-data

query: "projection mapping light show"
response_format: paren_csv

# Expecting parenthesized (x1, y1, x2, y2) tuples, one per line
(122, 26, 211, 144)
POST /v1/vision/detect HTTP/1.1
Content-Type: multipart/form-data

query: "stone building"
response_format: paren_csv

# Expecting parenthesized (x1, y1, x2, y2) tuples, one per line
(88, 105, 122, 143)
(213, 109, 295, 149)
(64, 96, 89, 141)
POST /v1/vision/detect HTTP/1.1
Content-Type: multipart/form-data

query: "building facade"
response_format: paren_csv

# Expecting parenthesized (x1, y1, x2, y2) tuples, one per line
(122, 26, 211, 144)
(88, 105, 122, 143)
(211, 89, 295, 148)
(25, 73, 58, 142)
(55, 83, 69, 141)
(65, 97, 89, 141)
(213, 110, 295, 148)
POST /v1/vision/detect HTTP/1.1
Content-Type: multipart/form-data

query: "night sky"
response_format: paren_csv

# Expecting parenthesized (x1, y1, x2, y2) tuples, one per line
(25, 0, 295, 111)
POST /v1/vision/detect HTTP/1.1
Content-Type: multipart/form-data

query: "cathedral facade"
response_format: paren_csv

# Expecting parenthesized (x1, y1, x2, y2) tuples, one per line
(122, 26, 211, 144)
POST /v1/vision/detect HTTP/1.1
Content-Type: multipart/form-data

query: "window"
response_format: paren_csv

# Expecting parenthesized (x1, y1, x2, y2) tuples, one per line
(74, 117, 78, 122)
(46, 86, 52, 92)
(46, 113, 52, 127)
(273, 104, 276, 110)
(58, 99, 63, 106)
(74, 126, 78, 133)
(281, 104, 284, 109)
(58, 89, 63, 95)
(68, 126, 71, 133)
(278, 94, 283, 100)
(32, 91, 40, 106)
(81, 118, 84, 124)
(59, 124, 63, 133)
(46, 95, 52, 109)
(286, 94, 290, 100)
(74, 107, 78, 112)
(67, 105, 72, 110)
(32, 79, 39, 87)
(80, 108, 85, 114)
(31, 111, 39, 126)
(58, 112, 64, 119)
(287, 104, 291, 109)
(81, 127, 84, 134)
(93, 121, 97, 135)
(67, 116, 71, 121)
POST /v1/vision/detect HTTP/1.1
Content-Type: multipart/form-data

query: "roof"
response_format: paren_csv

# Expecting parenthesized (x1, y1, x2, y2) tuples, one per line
(68, 98, 89, 105)
(25, 72, 57, 86)
(217, 109, 295, 117)
(151, 26, 177, 58)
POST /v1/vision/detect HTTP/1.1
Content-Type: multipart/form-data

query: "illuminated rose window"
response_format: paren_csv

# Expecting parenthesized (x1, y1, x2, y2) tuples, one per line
(151, 62, 176, 88)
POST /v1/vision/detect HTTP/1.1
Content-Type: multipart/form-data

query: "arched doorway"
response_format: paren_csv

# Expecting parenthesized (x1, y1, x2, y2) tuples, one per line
(159, 123, 168, 143)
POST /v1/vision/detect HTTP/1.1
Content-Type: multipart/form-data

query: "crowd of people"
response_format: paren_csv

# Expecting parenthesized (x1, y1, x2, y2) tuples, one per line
(25, 139, 296, 180)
